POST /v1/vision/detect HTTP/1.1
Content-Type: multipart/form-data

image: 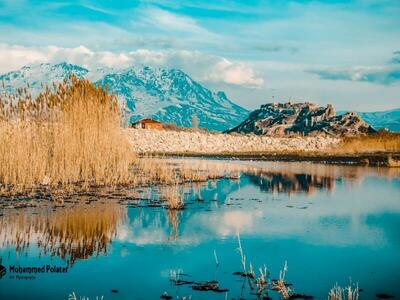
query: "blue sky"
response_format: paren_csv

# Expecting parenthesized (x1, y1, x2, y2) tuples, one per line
(0, 0, 399, 111)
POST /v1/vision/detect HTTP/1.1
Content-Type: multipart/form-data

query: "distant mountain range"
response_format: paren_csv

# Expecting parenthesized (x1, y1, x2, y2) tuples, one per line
(0, 62, 399, 133)
(345, 109, 400, 132)
(0, 62, 248, 131)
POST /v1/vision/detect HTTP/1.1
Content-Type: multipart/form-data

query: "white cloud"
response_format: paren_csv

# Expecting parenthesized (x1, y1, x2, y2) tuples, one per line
(0, 43, 264, 88)
(207, 58, 264, 88)
(141, 7, 206, 34)
(307, 65, 400, 85)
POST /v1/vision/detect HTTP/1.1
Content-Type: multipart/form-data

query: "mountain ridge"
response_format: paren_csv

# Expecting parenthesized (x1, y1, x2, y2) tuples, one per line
(0, 62, 249, 131)
(339, 108, 400, 132)
(1, 62, 399, 133)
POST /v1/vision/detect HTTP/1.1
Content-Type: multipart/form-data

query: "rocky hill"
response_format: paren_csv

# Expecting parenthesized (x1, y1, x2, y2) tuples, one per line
(0, 63, 249, 131)
(227, 102, 376, 136)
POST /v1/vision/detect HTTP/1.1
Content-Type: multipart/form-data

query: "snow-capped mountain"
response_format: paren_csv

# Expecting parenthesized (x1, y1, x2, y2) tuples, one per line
(0, 63, 249, 131)
(0, 63, 88, 95)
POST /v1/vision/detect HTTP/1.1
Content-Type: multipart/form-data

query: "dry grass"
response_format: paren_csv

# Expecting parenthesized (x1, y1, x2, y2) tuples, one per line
(333, 132, 400, 154)
(68, 292, 104, 300)
(328, 283, 359, 300)
(163, 122, 212, 133)
(159, 183, 184, 210)
(272, 261, 291, 299)
(0, 76, 135, 193)
(134, 157, 177, 185)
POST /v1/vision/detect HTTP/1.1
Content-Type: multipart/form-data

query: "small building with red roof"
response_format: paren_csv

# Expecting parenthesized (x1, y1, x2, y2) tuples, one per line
(131, 118, 164, 130)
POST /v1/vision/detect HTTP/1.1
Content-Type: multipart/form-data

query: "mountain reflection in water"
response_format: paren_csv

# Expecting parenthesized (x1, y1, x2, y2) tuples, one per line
(246, 172, 336, 194)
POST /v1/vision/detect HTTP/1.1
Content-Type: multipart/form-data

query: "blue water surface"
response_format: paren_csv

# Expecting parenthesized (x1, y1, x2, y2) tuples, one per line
(0, 161, 399, 300)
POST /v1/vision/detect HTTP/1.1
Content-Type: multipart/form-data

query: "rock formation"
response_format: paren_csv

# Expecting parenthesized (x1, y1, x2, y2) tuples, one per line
(227, 102, 376, 136)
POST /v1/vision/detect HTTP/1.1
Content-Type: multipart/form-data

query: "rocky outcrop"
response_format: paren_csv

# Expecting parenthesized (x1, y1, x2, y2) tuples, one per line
(227, 102, 376, 136)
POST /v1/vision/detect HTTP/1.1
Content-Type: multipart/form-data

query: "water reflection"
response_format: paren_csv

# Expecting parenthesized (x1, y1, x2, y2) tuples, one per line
(246, 172, 336, 194)
(0, 203, 125, 265)
(166, 210, 181, 241)
(235, 160, 400, 182)
(168, 158, 400, 195)
(1, 160, 399, 262)
(0, 160, 399, 300)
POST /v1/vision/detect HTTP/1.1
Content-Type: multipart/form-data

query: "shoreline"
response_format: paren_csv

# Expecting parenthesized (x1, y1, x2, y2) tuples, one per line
(141, 151, 400, 167)
(127, 128, 340, 154)
(127, 128, 400, 167)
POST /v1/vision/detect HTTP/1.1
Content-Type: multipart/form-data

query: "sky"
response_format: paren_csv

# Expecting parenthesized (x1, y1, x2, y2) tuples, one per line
(0, 0, 399, 111)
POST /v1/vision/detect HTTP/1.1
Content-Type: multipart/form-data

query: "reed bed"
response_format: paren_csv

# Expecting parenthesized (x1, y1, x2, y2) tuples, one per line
(0, 76, 135, 193)
(0, 79, 218, 200)
(334, 131, 400, 154)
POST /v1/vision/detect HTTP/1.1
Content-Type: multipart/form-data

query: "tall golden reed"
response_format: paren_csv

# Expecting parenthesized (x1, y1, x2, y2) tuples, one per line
(334, 131, 400, 154)
(0, 76, 135, 192)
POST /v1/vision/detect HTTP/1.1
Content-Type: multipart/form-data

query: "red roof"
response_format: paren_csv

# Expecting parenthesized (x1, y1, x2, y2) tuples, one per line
(132, 118, 162, 125)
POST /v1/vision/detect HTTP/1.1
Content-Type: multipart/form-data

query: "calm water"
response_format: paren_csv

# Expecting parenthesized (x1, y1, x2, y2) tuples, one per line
(0, 160, 400, 300)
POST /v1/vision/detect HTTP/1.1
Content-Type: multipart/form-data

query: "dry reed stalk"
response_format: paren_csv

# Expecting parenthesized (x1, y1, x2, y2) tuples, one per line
(256, 265, 268, 294)
(328, 283, 359, 300)
(236, 232, 247, 274)
(160, 183, 184, 210)
(272, 261, 291, 299)
(68, 292, 104, 300)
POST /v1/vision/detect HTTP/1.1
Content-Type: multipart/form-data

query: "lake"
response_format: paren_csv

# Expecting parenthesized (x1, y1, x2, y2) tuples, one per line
(1, 160, 399, 300)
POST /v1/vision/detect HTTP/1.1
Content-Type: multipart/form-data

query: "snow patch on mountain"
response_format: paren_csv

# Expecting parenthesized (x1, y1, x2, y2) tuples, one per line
(0, 62, 88, 96)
